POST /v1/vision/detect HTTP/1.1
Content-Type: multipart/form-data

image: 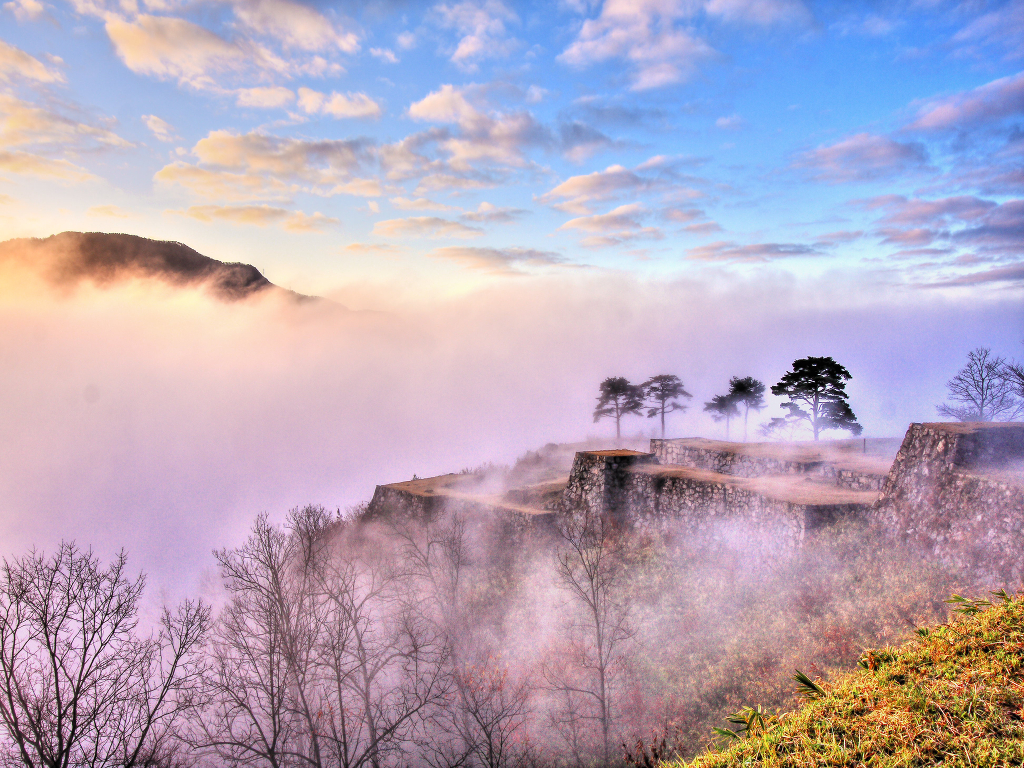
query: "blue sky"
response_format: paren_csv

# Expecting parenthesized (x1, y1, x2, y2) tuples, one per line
(2, 0, 1023, 295)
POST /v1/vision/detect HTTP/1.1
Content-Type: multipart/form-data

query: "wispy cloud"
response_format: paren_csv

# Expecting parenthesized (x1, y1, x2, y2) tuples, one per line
(428, 245, 564, 274)
(297, 88, 382, 119)
(372, 216, 483, 239)
(142, 114, 177, 142)
(558, 203, 663, 247)
(434, 0, 519, 70)
(906, 71, 1024, 132)
(794, 132, 928, 182)
(176, 203, 338, 232)
(0, 40, 64, 83)
(686, 240, 819, 262)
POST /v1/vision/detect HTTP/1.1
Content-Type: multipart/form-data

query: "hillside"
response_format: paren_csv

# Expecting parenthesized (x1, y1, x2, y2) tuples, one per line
(669, 592, 1024, 768)
(0, 231, 316, 302)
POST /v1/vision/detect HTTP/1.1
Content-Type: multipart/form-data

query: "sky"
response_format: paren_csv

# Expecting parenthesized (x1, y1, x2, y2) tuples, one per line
(1, 0, 1023, 592)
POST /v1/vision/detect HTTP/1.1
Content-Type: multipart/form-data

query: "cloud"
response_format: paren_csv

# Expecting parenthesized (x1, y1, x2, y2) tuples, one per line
(154, 162, 294, 201)
(4, 0, 47, 21)
(342, 242, 403, 255)
(406, 84, 550, 176)
(87, 204, 134, 218)
(794, 132, 928, 182)
(428, 245, 564, 274)
(177, 203, 337, 232)
(951, 3, 1024, 63)
(236, 86, 295, 108)
(906, 71, 1024, 132)
(924, 262, 1024, 288)
(0, 150, 95, 180)
(434, 0, 519, 69)
(704, 0, 810, 25)
(558, 0, 718, 90)
(683, 221, 722, 234)
(397, 31, 416, 49)
(559, 121, 617, 162)
(0, 40, 64, 83)
(297, 88, 382, 119)
(0, 94, 128, 152)
(370, 47, 398, 63)
(143, 114, 177, 142)
(715, 113, 744, 130)
(105, 15, 252, 90)
(390, 196, 459, 212)
(225, 0, 359, 53)
(872, 195, 996, 226)
(686, 240, 819, 262)
(813, 230, 863, 246)
(460, 201, 526, 223)
(538, 163, 652, 214)
(372, 216, 483, 239)
(558, 203, 663, 247)
(156, 130, 375, 200)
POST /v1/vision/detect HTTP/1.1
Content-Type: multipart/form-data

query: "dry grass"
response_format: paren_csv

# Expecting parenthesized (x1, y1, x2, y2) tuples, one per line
(668, 592, 1024, 768)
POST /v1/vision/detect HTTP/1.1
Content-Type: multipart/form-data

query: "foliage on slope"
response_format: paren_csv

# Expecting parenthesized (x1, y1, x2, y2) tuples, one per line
(668, 591, 1024, 768)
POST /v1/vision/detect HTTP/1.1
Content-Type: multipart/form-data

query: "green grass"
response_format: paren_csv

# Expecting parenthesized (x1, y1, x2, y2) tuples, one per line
(668, 592, 1024, 768)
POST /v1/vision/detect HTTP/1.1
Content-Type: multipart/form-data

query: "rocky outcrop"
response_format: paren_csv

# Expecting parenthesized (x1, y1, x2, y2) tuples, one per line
(875, 422, 1024, 584)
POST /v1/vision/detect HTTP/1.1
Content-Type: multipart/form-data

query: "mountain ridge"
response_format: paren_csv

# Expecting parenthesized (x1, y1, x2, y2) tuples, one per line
(0, 231, 318, 302)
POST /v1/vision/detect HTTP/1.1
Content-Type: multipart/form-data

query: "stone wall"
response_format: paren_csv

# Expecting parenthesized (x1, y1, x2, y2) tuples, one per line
(875, 422, 1024, 585)
(558, 450, 657, 524)
(649, 438, 889, 491)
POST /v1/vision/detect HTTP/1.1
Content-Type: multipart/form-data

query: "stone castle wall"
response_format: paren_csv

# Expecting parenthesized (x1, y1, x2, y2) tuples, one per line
(874, 422, 1024, 585)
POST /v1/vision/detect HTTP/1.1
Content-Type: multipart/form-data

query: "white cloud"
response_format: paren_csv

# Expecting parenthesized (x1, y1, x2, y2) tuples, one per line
(558, 203, 663, 246)
(558, 0, 717, 91)
(105, 15, 252, 90)
(372, 216, 483, 239)
(397, 31, 416, 49)
(434, 0, 519, 69)
(297, 87, 382, 119)
(0, 40, 64, 83)
(236, 86, 295, 108)
(460, 201, 526, 222)
(704, 0, 810, 26)
(428, 245, 565, 274)
(538, 163, 651, 214)
(226, 0, 359, 53)
(4, 0, 47, 20)
(0, 94, 129, 153)
(370, 47, 398, 63)
(177, 203, 338, 232)
(715, 113, 744, 130)
(390, 196, 459, 212)
(142, 114, 177, 142)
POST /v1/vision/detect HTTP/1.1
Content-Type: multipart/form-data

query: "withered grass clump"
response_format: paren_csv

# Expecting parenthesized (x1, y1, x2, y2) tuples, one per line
(669, 592, 1024, 768)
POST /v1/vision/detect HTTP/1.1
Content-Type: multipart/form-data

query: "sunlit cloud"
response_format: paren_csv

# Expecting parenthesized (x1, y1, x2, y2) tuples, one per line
(0, 40, 64, 83)
(434, 0, 519, 70)
(296, 88, 382, 119)
(4, 0, 47, 21)
(235, 86, 295, 109)
(428, 245, 564, 274)
(142, 114, 178, 142)
(372, 216, 483, 239)
(390, 196, 459, 212)
(558, 203, 663, 247)
(225, 0, 359, 54)
(88, 204, 134, 217)
(175, 203, 338, 232)
(460, 201, 526, 223)
(538, 163, 653, 214)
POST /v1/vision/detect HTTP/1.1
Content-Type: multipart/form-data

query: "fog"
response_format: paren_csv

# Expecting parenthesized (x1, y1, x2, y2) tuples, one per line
(0, 258, 1021, 595)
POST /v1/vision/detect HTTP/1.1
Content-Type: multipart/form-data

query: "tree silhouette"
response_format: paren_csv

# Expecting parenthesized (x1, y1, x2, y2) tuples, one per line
(642, 374, 692, 438)
(593, 377, 644, 441)
(727, 376, 766, 442)
(937, 347, 1022, 422)
(771, 356, 862, 441)
(703, 394, 741, 440)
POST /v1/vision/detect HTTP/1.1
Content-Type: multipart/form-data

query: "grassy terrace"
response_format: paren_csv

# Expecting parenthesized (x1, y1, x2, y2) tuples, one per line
(671, 592, 1024, 768)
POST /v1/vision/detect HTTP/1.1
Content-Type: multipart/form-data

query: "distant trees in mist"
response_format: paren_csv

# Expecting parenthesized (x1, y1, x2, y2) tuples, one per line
(769, 357, 862, 442)
(938, 347, 1024, 422)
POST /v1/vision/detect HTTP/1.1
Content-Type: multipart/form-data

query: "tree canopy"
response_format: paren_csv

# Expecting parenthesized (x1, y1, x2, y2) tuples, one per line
(703, 394, 741, 440)
(770, 356, 862, 441)
(593, 377, 644, 441)
(727, 376, 766, 442)
(642, 374, 692, 438)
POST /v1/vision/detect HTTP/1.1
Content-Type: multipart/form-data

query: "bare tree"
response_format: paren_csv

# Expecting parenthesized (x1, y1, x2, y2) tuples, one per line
(937, 347, 1022, 421)
(0, 543, 209, 768)
(199, 507, 448, 768)
(397, 514, 532, 768)
(549, 509, 634, 766)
